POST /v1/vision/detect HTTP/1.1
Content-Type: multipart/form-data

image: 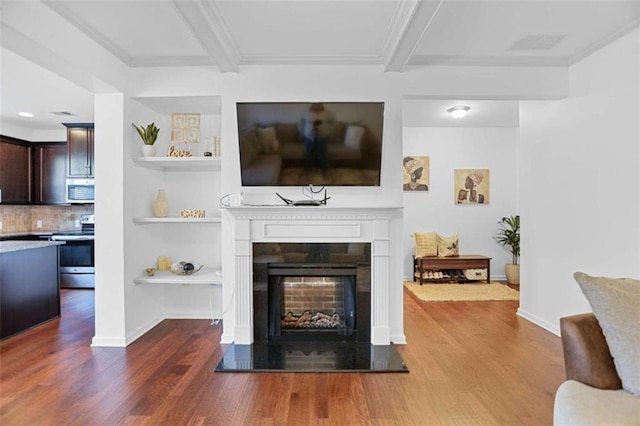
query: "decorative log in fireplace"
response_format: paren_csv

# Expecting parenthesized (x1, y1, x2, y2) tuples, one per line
(269, 264, 356, 341)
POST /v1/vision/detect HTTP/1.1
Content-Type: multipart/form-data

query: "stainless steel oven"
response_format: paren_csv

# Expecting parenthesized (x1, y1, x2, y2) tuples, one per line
(51, 214, 95, 289)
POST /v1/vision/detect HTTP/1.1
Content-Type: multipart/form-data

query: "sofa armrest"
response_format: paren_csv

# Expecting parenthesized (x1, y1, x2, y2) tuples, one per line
(560, 313, 622, 390)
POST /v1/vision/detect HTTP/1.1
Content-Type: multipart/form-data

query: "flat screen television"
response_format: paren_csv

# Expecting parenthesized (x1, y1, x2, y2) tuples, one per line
(237, 102, 384, 186)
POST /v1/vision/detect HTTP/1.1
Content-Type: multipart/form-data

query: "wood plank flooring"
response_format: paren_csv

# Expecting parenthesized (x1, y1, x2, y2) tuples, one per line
(0, 287, 565, 425)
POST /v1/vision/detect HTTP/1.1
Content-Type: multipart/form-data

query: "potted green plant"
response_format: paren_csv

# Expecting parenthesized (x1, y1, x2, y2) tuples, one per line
(132, 122, 159, 157)
(494, 215, 520, 285)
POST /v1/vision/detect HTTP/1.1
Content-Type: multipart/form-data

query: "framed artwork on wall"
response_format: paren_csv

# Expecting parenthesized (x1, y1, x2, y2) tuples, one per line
(403, 156, 429, 191)
(455, 169, 489, 204)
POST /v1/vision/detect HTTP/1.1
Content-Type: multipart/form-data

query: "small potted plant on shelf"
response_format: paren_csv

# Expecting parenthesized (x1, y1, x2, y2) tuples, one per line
(494, 215, 520, 285)
(132, 122, 159, 157)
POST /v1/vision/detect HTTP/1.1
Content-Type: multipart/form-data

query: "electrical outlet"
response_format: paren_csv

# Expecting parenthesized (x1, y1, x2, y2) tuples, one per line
(36, 220, 43, 228)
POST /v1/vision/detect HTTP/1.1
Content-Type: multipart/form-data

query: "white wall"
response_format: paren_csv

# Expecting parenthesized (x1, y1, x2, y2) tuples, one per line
(518, 29, 640, 335)
(402, 126, 519, 280)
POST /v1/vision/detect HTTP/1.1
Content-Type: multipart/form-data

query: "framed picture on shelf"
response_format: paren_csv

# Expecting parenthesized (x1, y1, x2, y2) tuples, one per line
(171, 113, 201, 143)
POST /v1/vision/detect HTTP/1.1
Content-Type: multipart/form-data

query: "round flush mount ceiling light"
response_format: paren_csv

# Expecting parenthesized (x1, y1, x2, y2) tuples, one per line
(447, 105, 470, 119)
(19, 111, 34, 118)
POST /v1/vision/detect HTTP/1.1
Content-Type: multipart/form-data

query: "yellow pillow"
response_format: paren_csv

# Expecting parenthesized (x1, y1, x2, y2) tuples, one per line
(437, 234, 459, 257)
(413, 232, 438, 257)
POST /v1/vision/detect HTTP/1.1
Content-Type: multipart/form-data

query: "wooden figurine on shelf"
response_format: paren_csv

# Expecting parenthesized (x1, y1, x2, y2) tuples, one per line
(167, 145, 192, 157)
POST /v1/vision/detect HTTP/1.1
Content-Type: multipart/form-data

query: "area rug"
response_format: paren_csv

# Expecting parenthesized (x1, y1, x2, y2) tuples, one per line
(404, 281, 519, 302)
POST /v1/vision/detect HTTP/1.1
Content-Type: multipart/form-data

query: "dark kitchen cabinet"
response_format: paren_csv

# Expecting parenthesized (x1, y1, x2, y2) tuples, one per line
(33, 142, 67, 204)
(0, 244, 61, 339)
(0, 136, 32, 204)
(65, 124, 94, 177)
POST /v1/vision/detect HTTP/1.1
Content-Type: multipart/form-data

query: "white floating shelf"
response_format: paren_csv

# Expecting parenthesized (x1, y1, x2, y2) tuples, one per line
(133, 217, 221, 224)
(133, 156, 221, 171)
(134, 267, 222, 285)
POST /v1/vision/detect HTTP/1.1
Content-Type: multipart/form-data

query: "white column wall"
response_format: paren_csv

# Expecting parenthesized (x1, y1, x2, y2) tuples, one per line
(518, 29, 640, 334)
(92, 93, 127, 346)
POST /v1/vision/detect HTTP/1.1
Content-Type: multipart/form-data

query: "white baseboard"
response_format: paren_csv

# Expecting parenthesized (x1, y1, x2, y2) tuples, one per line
(391, 333, 407, 344)
(123, 312, 222, 346)
(125, 316, 164, 346)
(220, 333, 234, 344)
(90, 336, 127, 347)
(517, 308, 560, 336)
(163, 311, 222, 320)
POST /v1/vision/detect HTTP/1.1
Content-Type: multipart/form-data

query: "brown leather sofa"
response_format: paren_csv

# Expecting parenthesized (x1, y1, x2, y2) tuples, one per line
(560, 313, 622, 390)
(554, 313, 640, 425)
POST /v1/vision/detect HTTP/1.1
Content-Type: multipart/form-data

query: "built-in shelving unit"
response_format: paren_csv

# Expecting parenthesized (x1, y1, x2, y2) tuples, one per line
(133, 217, 221, 224)
(129, 92, 223, 331)
(133, 156, 221, 171)
(133, 267, 222, 285)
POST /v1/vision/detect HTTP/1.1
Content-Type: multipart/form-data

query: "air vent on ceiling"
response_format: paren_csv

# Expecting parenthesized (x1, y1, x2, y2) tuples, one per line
(49, 111, 76, 116)
(510, 35, 567, 50)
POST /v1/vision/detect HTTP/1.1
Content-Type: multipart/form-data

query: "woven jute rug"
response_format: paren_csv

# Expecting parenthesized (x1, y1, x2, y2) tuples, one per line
(404, 280, 519, 302)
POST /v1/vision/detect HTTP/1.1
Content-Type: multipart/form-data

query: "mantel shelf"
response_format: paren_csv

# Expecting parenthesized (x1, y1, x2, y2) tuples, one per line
(134, 267, 222, 285)
(133, 156, 221, 171)
(133, 217, 221, 223)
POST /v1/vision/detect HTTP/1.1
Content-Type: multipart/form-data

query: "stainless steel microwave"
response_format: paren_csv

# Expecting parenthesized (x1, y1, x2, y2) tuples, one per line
(66, 178, 95, 203)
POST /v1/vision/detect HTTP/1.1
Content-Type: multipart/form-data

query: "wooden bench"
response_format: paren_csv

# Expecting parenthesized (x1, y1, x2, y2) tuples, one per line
(414, 255, 491, 284)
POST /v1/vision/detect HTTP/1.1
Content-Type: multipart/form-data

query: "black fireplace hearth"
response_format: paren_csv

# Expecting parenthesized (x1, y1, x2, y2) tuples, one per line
(215, 341, 409, 373)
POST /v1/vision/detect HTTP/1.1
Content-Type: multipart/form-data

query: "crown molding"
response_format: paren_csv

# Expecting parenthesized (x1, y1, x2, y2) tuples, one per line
(384, 0, 444, 72)
(568, 17, 640, 66)
(170, 0, 241, 73)
(129, 55, 215, 68)
(240, 53, 383, 66)
(408, 55, 570, 68)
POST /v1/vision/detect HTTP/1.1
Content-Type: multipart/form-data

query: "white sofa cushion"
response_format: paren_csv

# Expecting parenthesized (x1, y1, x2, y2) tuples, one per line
(554, 380, 640, 425)
(573, 272, 640, 396)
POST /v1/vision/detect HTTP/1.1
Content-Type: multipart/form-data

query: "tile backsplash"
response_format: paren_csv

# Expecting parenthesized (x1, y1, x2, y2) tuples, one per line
(0, 205, 95, 234)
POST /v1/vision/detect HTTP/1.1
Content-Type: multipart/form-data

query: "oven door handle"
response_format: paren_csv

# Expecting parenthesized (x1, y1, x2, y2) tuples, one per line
(51, 236, 95, 241)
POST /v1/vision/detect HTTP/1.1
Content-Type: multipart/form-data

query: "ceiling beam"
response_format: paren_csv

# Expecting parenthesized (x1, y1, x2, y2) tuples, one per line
(383, 0, 444, 72)
(170, 0, 240, 73)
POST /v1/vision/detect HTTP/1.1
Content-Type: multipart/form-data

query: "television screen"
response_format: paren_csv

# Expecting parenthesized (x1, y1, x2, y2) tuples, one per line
(237, 102, 384, 186)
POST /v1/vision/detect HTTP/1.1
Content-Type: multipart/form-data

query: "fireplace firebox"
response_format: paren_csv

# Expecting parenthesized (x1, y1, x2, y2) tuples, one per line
(253, 243, 371, 343)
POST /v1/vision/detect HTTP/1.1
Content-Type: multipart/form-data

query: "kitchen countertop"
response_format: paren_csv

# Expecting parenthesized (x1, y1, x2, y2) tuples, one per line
(0, 240, 66, 254)
(0, 230, 78, 239)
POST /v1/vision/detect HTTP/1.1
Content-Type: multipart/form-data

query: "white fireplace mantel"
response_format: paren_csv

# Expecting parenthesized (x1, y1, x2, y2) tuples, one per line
(222, 205, 402, 345)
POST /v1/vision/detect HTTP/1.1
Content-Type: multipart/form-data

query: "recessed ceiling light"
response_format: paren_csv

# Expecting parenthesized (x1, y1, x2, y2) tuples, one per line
(19, 112, 34, 118)
(446, 105, 470, 119)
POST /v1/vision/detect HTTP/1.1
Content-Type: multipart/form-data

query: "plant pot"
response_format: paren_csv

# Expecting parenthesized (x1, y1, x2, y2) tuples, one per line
(505, 264, 520, 285)
(142, 144, 156, 157)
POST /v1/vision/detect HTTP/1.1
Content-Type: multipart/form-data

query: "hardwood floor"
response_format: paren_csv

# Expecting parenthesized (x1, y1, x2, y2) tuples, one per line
(0, 288, 565, 425)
